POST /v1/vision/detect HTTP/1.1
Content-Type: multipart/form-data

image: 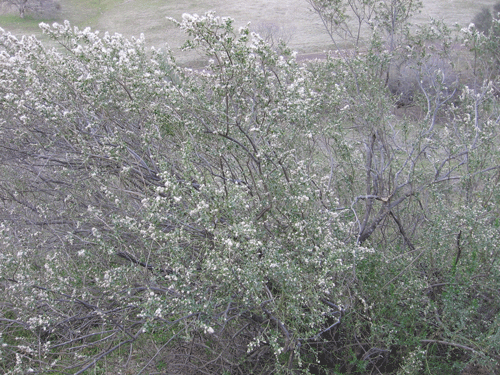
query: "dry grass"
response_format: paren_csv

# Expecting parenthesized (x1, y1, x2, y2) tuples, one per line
(1, 0, 499, 63)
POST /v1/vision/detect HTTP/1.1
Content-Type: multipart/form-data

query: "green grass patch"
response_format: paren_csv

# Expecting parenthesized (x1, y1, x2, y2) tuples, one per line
(2, 0, 500, 64)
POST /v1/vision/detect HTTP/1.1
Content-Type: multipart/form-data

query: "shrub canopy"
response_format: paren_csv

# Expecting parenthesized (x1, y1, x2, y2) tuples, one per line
(0, 12, 499, 375)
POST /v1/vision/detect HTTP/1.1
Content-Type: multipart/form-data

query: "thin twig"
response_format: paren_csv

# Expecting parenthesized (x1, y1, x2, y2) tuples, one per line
(381, 248, 425, 291)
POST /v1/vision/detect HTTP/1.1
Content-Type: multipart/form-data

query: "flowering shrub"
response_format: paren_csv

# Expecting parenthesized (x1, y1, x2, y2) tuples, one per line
(0, 11, 499, 374)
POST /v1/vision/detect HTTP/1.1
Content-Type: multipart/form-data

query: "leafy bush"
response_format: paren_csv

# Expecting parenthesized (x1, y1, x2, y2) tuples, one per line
(472, 2, 500, 35)
(472, 7, 494, 35)
(0, 11, 499, 374)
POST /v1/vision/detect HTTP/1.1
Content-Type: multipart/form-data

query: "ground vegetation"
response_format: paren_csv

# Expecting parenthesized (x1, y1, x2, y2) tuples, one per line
(0, 0, 60, 19)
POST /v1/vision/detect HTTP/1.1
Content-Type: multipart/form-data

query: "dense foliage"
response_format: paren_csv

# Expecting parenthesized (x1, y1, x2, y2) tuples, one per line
(0, 8, 499, 375)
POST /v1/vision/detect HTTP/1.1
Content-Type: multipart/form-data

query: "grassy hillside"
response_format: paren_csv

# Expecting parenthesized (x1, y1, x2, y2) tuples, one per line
(0, 0, 498, 63)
